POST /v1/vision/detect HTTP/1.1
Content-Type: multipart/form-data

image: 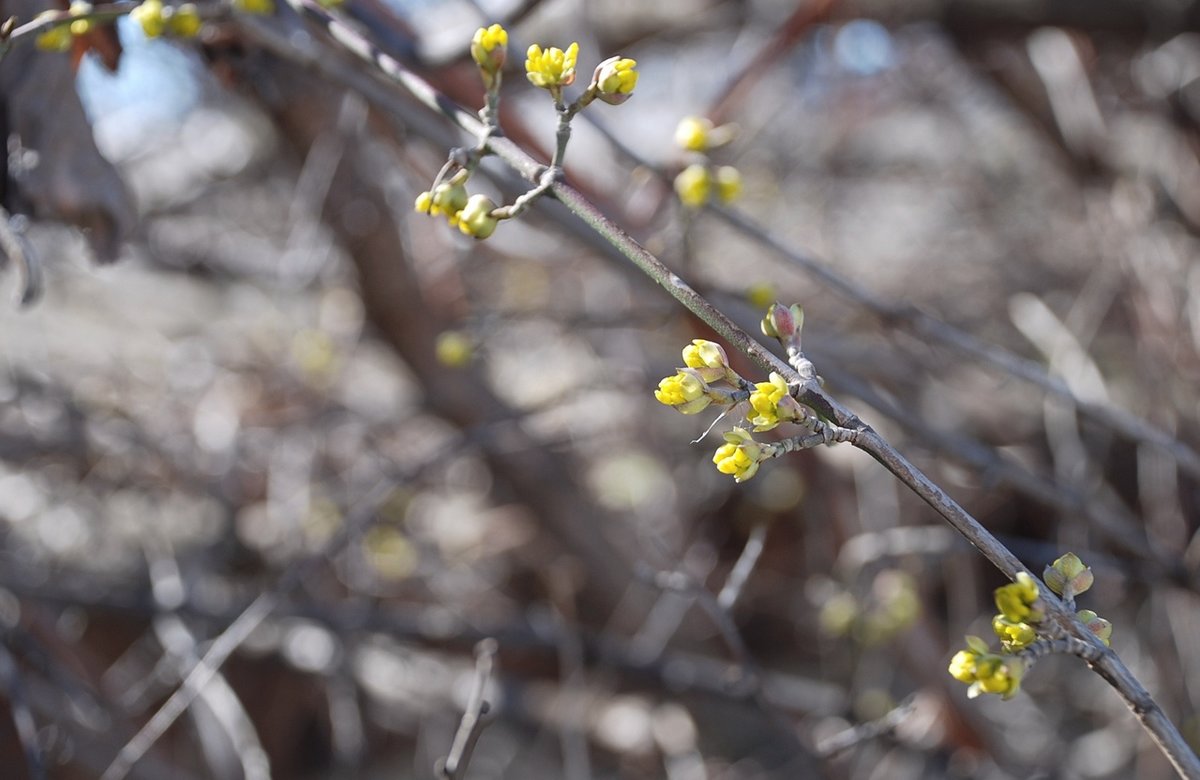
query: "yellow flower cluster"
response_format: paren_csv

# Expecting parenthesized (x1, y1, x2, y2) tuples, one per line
(748, 372, 800, 431)
(673, 116, 741, 208)
(525, 42, 579, 90)
(654, 339, 740, 415)
(995, 572, 1043, 624)
(131, 0, 202, 39)
(414, 182, 499, 240)
(712, 428, 765, 482)
(673, 164, 741, 209)
(34, 1, 95, 51)
(949, 640, 1025, 699)
(471, 24, 507, 87)
(950, 554, 1112, 700)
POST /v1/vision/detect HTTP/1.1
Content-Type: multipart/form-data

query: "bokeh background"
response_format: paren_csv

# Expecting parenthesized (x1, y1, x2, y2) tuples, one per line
(1, 0, 1200, 777)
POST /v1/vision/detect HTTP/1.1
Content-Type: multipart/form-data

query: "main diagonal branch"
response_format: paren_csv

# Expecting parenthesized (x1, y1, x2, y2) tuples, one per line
(248, 3, 1200, 777)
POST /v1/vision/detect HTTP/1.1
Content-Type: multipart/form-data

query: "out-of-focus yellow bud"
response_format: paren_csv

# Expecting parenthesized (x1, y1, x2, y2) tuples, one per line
(131, 0, 166, 38)
(34, 13, 73, 51)
(430, 182, 469, 219)
(715, 165, 742, 203)
(233, 0, 275, 16)
(167, 3, 203, 36)
(948, 649, 978, 683)
(68, 1, 94, 35)
(674, 116, 713, 152)
(674, 164, 711, 208)
(435, 330, 473, 368)
(992, 615, 1037, 650)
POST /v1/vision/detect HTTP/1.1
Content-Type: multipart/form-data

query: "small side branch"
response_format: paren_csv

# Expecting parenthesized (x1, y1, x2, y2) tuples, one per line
(815, 695, 916, 758)
(436, 638, 499, 780)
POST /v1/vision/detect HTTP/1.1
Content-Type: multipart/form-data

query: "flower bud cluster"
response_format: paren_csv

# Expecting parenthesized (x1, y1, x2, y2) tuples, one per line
(819, 569, 920, 646)
(653, 311, 829, 483)
(672, 117, 742, 208)
(34, 2, 97, 51)
(131, 0, 202, 39)
(415, 25, 639, 241)
(948, 636, 1026, 700)
(414, 175, 499, 240)
(949, 553, 1112, 700)
(654, 339, 742, 417)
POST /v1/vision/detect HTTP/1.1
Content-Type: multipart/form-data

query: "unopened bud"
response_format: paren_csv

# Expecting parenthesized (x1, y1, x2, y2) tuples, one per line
(1044, 552, 1093, 598)
(1077, 609, 1112, 646)
(760, 303, 804, 341)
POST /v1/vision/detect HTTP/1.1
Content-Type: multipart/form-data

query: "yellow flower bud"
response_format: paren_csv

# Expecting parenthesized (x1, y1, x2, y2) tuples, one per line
(68, 1, 94, 36)
(167, 4, 203, 37)
(674, 164, 711, 208)
(471, 24, 507, 87)
(681, 339, 730, 383)
(973, 656, 1024, 699)
(992, 615, 1036, 650)
(131, 0, 166, 38)
(654, 370, 712, 415)
(414, 191, 434, 214)
(746, 282, 776, 311)
(715, 165, 742, 203)
(430, 182, 469, 219)
(748, 372, 793, 431)
(233, 0, 275, 16)
(525, 42, 579, 89)
(457, 194, 499, 239)
(994, 572, 1043, 623)
(592, 56, 638, 105)
(674, 116, 713, 152)
(712, 427, 764, 482)
(948, 650, 978, 683)
(34, 15, 73, 51)
(435, 330, 473, 368)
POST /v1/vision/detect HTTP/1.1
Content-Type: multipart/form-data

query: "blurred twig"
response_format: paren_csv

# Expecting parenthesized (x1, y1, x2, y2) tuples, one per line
(435, 638, 497, 780)
(0, 206, 41, 306)
(814, 695, 915, 758)
(0, 636, 46, 780)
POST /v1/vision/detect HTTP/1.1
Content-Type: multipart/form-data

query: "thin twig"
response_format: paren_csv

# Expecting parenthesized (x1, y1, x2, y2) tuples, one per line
(436, 638, 498, 780)
(717, 522, 768, 611)
(814, 695, 916, 758)
(0, 636, 47, 780)
(100, 478, 396, 780)
(0, 207, 42, 306)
